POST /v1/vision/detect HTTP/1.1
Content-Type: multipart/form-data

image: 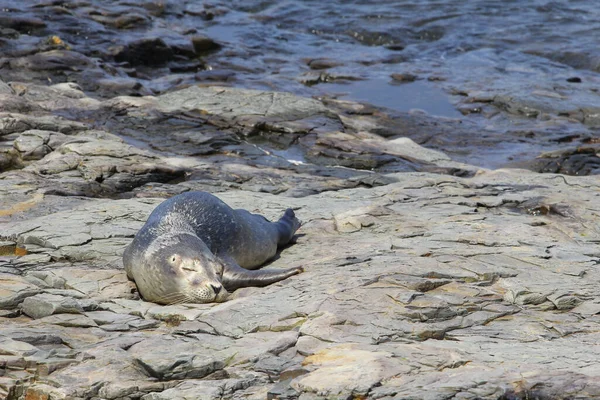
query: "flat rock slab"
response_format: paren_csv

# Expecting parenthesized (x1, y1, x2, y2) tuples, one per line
(2, 169, 600, 399)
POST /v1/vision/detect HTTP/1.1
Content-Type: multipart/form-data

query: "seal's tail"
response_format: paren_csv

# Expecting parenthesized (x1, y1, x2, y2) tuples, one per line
(277, 208, 301, 246)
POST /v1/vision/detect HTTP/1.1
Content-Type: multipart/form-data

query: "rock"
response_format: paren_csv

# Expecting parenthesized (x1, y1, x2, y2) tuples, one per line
(307, 58, 343, 70)
(20, 293, 83, 319)
(191, 36, 222, 53)
(46, 346, 150, 398)
(9, 50, 94, 72)
(153, 85, 329, 122)
(391, 72, 418, 82)
(112, 38, 175, 66)
(0, 16, 46, 33)
(0, 337, 38, 356)
(291, 344, 411, 398)
(142, 379, 255, 400)
(0, 273, 40, 309)
(333, 203, 392, 233)
(39, 314, 98, 328)
(128, 337, 227, 381)
(513, 145, 600, 176)
(0, 79, 13, 95)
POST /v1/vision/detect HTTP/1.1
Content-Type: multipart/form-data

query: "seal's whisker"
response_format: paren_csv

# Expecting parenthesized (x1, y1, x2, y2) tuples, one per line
(170, 298, 193, 306)
(156, 292, 189, 305)
(166, 294, 194, 305)
(160, 295, 188, 304)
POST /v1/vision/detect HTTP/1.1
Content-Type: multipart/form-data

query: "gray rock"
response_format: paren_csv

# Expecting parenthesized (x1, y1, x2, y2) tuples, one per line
(20, 293, 83, 319)
(154, 85, 329, 122)
(38, 314, 98, 328)
(128, 337, 227, 381)
(0, 337, 39, 356)
(290, 344, 411, 398)
(0, 273, 41, 309)
(142, 379, 256, 400)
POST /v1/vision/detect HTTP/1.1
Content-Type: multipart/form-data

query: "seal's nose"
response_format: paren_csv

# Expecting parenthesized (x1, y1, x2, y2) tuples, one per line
(210, 283, 222, 295)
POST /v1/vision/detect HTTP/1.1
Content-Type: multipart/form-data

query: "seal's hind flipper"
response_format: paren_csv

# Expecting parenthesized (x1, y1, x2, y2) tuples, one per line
(220, 255, 302, 292)
(277, 208, 301, 246)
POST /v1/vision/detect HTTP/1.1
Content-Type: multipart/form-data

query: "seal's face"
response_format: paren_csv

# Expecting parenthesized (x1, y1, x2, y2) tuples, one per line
(138, 234, 225, 304)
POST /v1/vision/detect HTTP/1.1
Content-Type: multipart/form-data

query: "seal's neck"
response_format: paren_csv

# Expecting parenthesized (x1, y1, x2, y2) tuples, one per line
(158, 213, 196, 235)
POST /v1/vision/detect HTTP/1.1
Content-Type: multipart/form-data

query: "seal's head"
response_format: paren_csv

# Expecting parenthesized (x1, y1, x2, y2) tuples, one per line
(136, 233, 225, 304)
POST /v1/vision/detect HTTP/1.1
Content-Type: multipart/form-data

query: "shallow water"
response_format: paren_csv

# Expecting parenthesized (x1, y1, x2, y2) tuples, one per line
(325, 80, 462, 118)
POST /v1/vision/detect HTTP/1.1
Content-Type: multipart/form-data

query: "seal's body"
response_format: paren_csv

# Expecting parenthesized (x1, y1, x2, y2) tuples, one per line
(123, 191, 302, 304)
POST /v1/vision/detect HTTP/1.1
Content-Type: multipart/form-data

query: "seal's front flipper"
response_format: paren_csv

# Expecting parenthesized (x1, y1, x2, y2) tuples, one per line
(220, 255, 303, 292)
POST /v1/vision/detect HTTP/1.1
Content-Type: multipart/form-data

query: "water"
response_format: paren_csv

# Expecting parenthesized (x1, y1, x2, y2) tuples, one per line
(324, 80, 462, 118)
(1, 0, 599, 171)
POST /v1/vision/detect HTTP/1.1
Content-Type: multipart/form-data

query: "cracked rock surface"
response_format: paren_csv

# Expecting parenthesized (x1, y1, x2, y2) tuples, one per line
(1, 78, 600, 400)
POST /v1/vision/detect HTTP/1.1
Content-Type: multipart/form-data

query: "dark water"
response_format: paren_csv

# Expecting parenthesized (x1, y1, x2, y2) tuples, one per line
(200, 1, 600, 94)
(1, 0, 599, 171)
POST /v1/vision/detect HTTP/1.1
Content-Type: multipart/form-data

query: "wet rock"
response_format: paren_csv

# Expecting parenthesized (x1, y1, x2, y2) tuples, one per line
(112, 13, 151, 30)
(0, 112, 87, 136)
(515, 145, 600, 176)
(391, 72, 418, 82)
(306, 58, 343, 70)
(9, 50, 94, 72)
(184, 4, 217, 20)
(195, 69, 235, 82)
(0, 16, 46, 33)
(191, 35, 222, 53)
(112, 38, 175, 66)
(299, 71, 360, 86)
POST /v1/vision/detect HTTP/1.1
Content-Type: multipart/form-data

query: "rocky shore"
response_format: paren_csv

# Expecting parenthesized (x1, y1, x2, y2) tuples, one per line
(1, 1, 600, 399)
(1, 78, 599, 399)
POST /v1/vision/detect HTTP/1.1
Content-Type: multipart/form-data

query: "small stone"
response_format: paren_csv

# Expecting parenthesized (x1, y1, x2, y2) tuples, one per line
(547, 292, 583, 310)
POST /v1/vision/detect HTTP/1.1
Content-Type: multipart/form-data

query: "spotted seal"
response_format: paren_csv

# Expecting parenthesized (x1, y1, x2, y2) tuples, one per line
(123, 191, 302, 304)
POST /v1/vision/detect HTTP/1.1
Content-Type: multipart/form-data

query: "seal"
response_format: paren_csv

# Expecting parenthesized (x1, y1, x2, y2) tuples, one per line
(123, 191, 303, 305)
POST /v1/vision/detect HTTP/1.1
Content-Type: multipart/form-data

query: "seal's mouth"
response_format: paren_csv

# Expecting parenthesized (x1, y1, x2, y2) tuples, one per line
(163, 279, 224, 304)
